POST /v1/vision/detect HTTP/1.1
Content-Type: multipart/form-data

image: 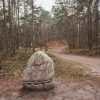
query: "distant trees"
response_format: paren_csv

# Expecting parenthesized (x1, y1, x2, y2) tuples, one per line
(0, 0, 52, 52)
(52, 0, 100, 51)
(1, 0, 22, 52)
(0, 0, 100, 53)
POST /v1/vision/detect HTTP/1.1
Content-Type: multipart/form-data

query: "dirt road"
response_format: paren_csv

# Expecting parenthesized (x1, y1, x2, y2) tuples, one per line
(49, 48, 100, 76)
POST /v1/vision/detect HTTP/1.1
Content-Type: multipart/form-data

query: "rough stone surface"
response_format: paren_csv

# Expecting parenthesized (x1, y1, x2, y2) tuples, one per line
(22, 51, 54, 90)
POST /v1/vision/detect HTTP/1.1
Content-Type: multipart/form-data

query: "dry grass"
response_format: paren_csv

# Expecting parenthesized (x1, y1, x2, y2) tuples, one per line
(50, 54, 88, 79)
(0, 50, 33, 79)
(63, 48, 100, 57)
(0, 50, 85, 79)
(0, 50, 100, 85)
(50, 54, 100, 85)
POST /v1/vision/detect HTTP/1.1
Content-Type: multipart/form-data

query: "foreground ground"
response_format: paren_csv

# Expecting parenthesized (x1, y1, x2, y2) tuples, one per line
(0, 48, 100, 100)
(0, 77, 100, 100)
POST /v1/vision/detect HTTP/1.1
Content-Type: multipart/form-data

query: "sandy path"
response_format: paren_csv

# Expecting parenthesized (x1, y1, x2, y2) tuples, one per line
(49, 48, 100, 76)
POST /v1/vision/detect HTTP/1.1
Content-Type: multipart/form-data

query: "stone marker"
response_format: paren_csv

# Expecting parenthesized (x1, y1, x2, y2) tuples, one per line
(22, 51, 54, 90)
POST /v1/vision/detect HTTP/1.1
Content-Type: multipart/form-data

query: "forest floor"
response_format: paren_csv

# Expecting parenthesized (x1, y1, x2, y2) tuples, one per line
(0, 48, 100, 100)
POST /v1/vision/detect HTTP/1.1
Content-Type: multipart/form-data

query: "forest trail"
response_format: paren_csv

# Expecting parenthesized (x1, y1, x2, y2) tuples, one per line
(49, 47, 100, 76)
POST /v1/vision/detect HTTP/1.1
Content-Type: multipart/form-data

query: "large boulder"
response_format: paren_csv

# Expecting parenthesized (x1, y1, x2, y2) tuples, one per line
(22, 51, 54, 90)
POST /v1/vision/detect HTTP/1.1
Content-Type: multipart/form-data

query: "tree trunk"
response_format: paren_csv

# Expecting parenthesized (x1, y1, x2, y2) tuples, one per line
(2, 0, 8, 51)
(87, 0, 93, 51)
(94, 0, 99, 52)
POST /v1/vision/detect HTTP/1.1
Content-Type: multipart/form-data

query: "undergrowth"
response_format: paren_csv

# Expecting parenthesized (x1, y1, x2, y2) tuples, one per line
(50, 54, 89, 79)
(0, 50, 33, 79)
(63, 48, 100, 57)
(0, 50, 100, 85)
